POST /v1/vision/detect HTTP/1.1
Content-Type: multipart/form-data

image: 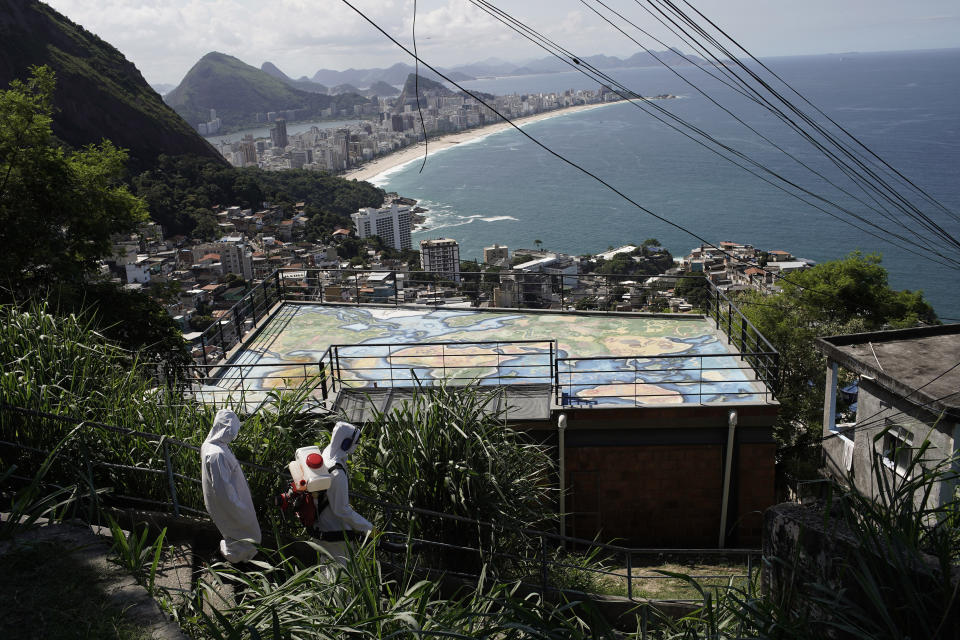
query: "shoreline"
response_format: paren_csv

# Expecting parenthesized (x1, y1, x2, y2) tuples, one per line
(342, 101, 621, 183)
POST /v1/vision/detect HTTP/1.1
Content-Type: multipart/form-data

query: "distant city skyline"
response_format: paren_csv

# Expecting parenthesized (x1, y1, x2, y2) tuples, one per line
(45, 0, 960, 86)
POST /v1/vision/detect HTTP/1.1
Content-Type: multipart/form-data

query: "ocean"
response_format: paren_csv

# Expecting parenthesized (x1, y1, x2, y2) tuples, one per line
(373, 49, 960, 320)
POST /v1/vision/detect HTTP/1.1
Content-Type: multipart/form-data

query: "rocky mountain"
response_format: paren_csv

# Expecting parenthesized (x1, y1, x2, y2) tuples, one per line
(329, 82, 361, 95)
(312, 62, 474, 88)
(0, 0, 224, 169)
(312, 49, 703, 87)
(367, 80, 399, 97)
(166, 52, 367, 131)
(260, 61, 328, 94)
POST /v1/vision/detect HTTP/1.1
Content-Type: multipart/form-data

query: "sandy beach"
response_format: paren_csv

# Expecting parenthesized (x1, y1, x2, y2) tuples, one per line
(343, 101, 619, 183)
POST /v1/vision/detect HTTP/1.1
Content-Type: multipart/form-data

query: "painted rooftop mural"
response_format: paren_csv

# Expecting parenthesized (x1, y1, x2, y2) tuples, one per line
(219, 304, 768, 405)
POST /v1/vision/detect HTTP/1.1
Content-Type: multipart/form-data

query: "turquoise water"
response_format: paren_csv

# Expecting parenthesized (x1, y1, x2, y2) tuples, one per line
(375, 50, 960, 319)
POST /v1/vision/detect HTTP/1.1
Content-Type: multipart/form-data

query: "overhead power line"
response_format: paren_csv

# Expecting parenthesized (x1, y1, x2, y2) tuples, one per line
(336, 0, 960, 308)
(466, 0, 960, 268)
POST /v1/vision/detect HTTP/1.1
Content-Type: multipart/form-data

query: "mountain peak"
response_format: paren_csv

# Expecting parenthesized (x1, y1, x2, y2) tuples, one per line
(0, 0, 223, 169)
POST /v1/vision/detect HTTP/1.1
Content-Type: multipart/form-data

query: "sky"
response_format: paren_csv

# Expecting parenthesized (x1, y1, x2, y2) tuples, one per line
(44, 0, 960, 86)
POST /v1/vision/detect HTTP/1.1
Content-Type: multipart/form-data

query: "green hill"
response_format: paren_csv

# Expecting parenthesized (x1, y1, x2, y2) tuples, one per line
(166, 52, 368, 131)
(0, 0, 224, 169)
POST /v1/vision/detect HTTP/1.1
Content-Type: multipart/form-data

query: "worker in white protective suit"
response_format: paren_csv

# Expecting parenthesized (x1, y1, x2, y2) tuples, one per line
(201, 409, 261, 563)
(313, 421, 373, 566)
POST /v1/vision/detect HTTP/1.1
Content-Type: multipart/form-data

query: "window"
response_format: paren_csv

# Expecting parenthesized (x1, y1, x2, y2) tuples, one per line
(881, 423, 913, 476)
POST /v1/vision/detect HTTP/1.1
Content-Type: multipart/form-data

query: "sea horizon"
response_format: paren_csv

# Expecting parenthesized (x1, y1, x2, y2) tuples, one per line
(373, 48, 960, 320)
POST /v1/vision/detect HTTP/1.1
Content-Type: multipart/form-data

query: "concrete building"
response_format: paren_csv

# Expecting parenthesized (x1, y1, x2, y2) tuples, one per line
(420, 238, 461, 282)
(218, 241, 254, 281)
(270, 118, 288, 150)
(238, 135, 257, 167)
(483, 243, 509, 266)
(816, 324, 960, 507)
(351, 203, 412, 251)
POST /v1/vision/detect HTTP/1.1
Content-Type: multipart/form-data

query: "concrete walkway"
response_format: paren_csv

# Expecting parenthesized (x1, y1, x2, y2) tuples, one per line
(0, 518, 189, 640)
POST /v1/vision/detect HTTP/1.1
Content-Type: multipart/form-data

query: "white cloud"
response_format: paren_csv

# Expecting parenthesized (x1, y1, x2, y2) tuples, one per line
(42, 0, 960, 85)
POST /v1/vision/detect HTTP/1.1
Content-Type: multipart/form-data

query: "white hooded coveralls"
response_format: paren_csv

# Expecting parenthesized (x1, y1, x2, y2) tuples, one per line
(201, 410, 261, 562)
(314, 421, 372, 565)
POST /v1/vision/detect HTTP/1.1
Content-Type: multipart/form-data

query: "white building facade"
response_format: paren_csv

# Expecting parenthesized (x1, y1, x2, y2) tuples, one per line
(420, 238, 461, 282)
(351, 203, 412, 251)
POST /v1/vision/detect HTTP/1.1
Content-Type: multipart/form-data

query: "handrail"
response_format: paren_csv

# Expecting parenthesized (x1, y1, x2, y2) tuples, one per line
(557, 351, 777, 362)
(0, 402, 759, 555)
(1, 402, 761, 600)
(706, 281, 778, 355)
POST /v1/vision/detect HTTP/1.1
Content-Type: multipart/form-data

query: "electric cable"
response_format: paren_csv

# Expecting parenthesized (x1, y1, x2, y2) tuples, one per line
(470, 0, 960, 265)
(623, 0, 960, 250)
(337, 0, 957, 306)
(821, 360, 960, 444)
(643, 0, 960, 243)
(674, 0, 960, 224)
(581, 0, 942, 248)
(413, 0, 428, 173)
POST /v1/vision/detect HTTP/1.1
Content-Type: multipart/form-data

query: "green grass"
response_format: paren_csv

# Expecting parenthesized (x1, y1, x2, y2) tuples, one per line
(0, 541, 152, 640)
(5, 302, 960, 639)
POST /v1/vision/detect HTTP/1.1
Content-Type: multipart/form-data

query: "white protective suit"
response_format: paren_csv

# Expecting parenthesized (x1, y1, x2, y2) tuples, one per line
(314, 421, 372, 565)
(201, 410, 261, 563)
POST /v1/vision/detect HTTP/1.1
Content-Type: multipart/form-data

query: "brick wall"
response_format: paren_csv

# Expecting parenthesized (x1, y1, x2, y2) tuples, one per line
(565, 441, 775, 547)
(567, 444, 724, 547)
(735, 442, 776, 546)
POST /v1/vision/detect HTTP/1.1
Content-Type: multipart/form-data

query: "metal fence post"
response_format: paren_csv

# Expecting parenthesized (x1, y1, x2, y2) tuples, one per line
(319, 362, 328, 401)
(626, 551, 633, 600)
(218, 319, 225, 351)
(727, 303, 732, 342)
(393, 270, 399, 306)
(540, 536, 549, 594)
(200, 334, 208, 366)
(276, 270, 284, 300)
(740, 317, 747, 360)
(355, 272, 360, 305)
(163, 441, 180, 516)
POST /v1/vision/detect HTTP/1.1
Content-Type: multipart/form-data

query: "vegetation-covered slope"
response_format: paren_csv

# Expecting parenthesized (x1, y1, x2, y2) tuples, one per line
(166, 52, 367, 130)
(0, 0, 224, 170)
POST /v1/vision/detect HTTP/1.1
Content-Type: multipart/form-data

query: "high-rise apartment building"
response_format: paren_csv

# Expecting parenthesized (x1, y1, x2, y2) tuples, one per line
(238, 135, 257, 167)
(270, 118, 288, 149)
(420, 238, 461, 282)
(351, 203, 412, 251)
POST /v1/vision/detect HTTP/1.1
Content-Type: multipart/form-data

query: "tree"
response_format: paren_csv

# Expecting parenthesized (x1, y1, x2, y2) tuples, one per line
(0, 68, 186, 364)
(534, 239, 543, 250)
(0, 66, 147, 286)
(674, 272, 710, 310)
(738, 252, 937, 480)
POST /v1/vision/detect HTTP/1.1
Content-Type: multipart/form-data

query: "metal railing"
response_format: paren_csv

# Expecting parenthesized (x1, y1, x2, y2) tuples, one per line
(274, 267, 708, 312)
(704, 284, 781, 397)
(184, 268, 778, 404)
(556, 352, 778, 406)
(1, 402, 761, 605)
(328, 339, 557, 389)
(192, 272, 284, 366)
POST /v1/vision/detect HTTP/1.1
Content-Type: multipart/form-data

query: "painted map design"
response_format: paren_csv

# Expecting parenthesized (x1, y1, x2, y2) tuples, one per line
(217, 304, 767, 406)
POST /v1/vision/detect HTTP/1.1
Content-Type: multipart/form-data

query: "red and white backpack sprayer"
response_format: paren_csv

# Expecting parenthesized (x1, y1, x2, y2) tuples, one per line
(274, 445, 334, 536)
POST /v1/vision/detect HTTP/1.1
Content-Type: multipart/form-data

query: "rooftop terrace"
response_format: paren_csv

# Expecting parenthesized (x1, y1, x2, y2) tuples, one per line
(198, 302, 777, 417)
